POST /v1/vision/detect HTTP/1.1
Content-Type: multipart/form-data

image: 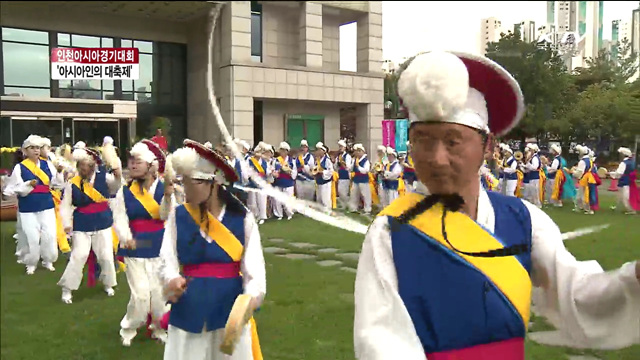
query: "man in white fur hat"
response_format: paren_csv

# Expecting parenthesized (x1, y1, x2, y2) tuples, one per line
(499, 144, 518, 196)
(335, 139, 353, 209)
(523, 143, 542, 208)
(572, 144, 599, 214)
(58, 146, 122, 303)
(381, 147, 402, 207)
(273, 141, 297, 220)
(295, 139, 316, 201)
(354, 51, 640, 359)
(3, 135, 65, 274)
(609, 146, 639, 214)
(247, 143, 271, 224)
(227, 140, 250, 205)
(373, 145, 389, 209)
(349, 143, 373, 214)
(547, 144, 564, 206)
(314, 142, 334, 210)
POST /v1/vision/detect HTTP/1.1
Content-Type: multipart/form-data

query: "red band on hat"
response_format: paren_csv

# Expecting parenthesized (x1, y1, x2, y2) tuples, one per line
(183, 139, 239, 184)
(140, 139, 166, 174)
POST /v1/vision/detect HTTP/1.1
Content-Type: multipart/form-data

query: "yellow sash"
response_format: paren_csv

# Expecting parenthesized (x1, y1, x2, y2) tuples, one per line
(250, 158, 265, 176)
(71, 176, 108, 203)
(183, 203, 244, 261)
(538, 169, 547, 203)
(551, 170, 565, 201)
(515, 170, 524, 198)
(129, 181, 161, 220)
(578, 161, 597, 205)
(21, 159, 50, 186)
(250, 317, 263, 360)
(380, 193, 531, 328)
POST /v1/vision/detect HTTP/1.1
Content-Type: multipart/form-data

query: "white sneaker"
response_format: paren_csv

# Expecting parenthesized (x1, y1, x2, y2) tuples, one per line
(26, 266, 36, 275)
(276, 217, 283, 221)
(119, 329, 136, 347)
(625, 211, 637, 215)
(152, 329, 168, 343)
(42, 262, 55, 272)
(61, 288, 73, 304)
(258, 219, 265, 225)
(17, 259, 25, 265)
(585, 210, 595, 215)
(121, 337, 132, 347)
(287, 215, 293, 220)
(105, 287, 115, 297)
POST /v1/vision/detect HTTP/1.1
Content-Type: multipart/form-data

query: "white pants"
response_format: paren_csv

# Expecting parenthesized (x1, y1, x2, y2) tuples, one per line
(15, 215, 29, 261)
(120, 257, 166, 340)
(19, 209, 58, 267)
(349, 182, 372, 213)
(527, 179, 541, 207)
(504, 179, 517, 197)
(575, 186, 590, 211)
(248, 191, 267, 221)
(58, 228, 117, 291)
(337, 179, 351, 208)
(386, 189, 399, 206)
(498, 178, 504, 193)
(295, 180, 315, 202)
(617, 186, 633, 211)
(547, 177, 559, 204)
(377, 184, 387, 209)
(403, 180, 415, 192)
(164, 323, 253, 360)
(316, 182, 332, 210)
(273, 186, 295, 218)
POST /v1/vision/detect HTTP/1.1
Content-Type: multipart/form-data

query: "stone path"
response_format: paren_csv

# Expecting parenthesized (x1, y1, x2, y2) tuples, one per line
(263, 237, 358, 274)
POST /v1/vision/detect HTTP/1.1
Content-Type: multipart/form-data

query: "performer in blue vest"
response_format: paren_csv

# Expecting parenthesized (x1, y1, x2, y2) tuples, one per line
(573, 145, 600, 214)
(499, 144, 518, 196)
(354, 50, 640, 359)
(247, 144, 271, 225)
(58, 146, 122, 303)
(382, 147, 402, 207)
(335, 139, 353, 209)
(610, 146, 639, 214)
(273, 141, 298, 220)
(160, 139, 266, 360)
(348, 144, 373, 214)
(314, 142, 334, 210)
(295, 139, 316, 201)
(226, 139, 250, 206)
(523, 143, 542, 208)
(112, 139, 174, 346)
(3, 135, 64, 275)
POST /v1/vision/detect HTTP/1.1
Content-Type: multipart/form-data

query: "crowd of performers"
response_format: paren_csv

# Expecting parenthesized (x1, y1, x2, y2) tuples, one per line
(3, 134, 266, 360)
(480, 142, 639, 215)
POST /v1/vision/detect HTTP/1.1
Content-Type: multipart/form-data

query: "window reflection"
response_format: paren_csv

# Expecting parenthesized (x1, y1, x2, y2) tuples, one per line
(57, 33, 71, 46)
(102, 37, 113, 48)
(2, 27, 48, 44)
(12, 120, 62, 146)
(3, 87, 50, 98)
(59, 80, 101, 99)
(71, 34, 100, 48)
(122, 39, 133, 48)
(136, 92, 152, 103)
(3, 42, 50, 87)
(122, 80, 133, 91)
(137, 54, 153, 92)
(103, 79, 114, 91)
(134, 40, 153, 53)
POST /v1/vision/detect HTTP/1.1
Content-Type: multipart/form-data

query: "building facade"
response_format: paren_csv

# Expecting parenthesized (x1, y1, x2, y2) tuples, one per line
(0, 1, 385, 154)
(479, 17, 503, 55)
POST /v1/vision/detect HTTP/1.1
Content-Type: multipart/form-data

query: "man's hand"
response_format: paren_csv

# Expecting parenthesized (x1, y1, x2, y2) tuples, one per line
(250, 296, 260, 311)
(29, 179, 37, 187)
(64, 227, 72, 234)
(112, 168, 122, 179)
(121, 239, 137, 250)
(164, 183, 174, 197)
(166, 277, 188, 303)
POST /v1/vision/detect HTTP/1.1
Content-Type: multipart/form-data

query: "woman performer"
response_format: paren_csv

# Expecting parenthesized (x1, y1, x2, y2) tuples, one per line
(112, 139, 173, 346)
(160, 139, 266, 360)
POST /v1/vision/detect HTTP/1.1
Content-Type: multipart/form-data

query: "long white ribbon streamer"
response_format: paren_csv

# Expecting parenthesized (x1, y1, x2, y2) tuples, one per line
(561, 223, 610, 241)
(205, 5, 370, 235)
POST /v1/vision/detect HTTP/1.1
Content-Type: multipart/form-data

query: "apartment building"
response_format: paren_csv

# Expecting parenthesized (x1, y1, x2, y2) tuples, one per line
(0, 1, 385, 154)
(480, 17, 503, 55)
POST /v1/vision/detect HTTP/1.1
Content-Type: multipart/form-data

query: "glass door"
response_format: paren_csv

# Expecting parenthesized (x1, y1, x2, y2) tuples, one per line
(72, 119, 119, 148)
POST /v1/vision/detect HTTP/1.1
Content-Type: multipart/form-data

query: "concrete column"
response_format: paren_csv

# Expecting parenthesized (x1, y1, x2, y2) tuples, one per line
(220, 1, 252, 64)
(356, 103, 383, 155)
(299, 2, 323, 68)
(356, 2, 383, 73)
(186, 17, 210, 143)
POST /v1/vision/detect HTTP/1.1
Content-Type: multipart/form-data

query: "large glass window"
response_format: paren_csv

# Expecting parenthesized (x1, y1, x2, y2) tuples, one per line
(71, 34, 100, 48)
(2, 27, 51, 97)
(12, 119, 63, 146)
(251, 1, 262, 62)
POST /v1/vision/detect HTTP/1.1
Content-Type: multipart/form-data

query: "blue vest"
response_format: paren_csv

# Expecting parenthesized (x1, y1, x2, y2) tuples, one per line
(273, 157, 296, 188)
(117, 181, 165, 258)
(390, 192, 532, 353)
(527, 155, 541, 181)
(71, 167, 113, 232)
(233, 159, 244, 187)
(618, 158, 636, 187)
(296, 153, 313, 181)
(580, 158, 593, 180)
(352, 157, 370, 184)
(403, 156, 417, 184)
(315, 156, 332, 185)
(169, 206, 246, 333)
(502, 157, 518, 181)
(382, 161, 400, 190)
(337, 153, 351, 180)
(247, 158, 268, 189)
(16, 160, 55, 213)
(548, 156, 562, 180)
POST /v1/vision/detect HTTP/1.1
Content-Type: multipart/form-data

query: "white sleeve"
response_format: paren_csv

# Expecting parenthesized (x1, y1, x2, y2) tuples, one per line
(354, 216, 426, 360)
(159, 206, 182, 285)
(526, 201, 640, 349)
(525, 157, 539, 171)
(105, 173, 123, 195)
(358, 160, 371, 174)
(241, 213, 267, 306)
(59, 182, 74, 229)
(573, 159, 586, 179)
(388, 164, 402, 180)
(159, 193, 176, 221)
(47, 161, 65, 189)
(503, 160, 517, 174)
(322, 159, 334, 180)
(346, 153, 354, 168)
(241, 160, 250, 184)
(110, 188, 132, 243)
(290, 160, 298, 179)
(614, 161, 626, 177)
(3, 165, 33, 197)
(549, 159, 560, 173)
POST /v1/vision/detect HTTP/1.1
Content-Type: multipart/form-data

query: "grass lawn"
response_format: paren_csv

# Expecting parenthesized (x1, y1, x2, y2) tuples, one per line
(1, 187, 639, 360)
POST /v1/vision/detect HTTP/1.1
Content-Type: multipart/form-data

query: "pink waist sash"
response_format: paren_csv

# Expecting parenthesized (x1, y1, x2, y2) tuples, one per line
(426, 337, 524, 360)
(76, 202, 109, 214)
(182, 262, 241, 278)
(32, 185, 51, 194)
(130, 219, 164, 233)
(278, 173, 293, 180)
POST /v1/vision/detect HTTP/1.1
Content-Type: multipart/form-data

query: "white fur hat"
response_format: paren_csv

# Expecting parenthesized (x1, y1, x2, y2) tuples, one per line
(618, 147, 632, 157)
(501, 144, 513, 154)
(39, 137, 52, 147)
(22, 135, 41, 149)
(167, 139, 238, 184)
(264, 144, 275, 153)
(130, 139, 166, 173)
(315, 142, 328, 153)
(73, 147, 101, 164)
(279, 141, 291, 151)
(386, 147, 397, 156)
(398, 51, 525, 137)
(550, 144, 562, 155)
(103, 136, 114, 146)
(300, 139, 309, 147)
(338, 139, 347, 147)
(576, 145, 589, 155)
(353, 143, 365, 152)
(376, 145, 386, 152)
(239, 140, 251, 151)
(74, 141, 86, 149)
(527, 143, 539, 152)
